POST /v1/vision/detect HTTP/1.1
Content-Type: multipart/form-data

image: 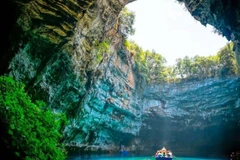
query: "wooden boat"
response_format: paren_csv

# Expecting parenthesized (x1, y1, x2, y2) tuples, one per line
(155, 147, 173, 160)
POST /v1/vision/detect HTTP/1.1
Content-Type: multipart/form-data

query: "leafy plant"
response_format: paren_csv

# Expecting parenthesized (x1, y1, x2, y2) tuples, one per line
(217, 42, 238, 76)
(0, 75, 67, 160)
(125, 40, 169, 84)
(125, 40, 239, 84)
(94, 40, 110, 64)
(173, 42, 239, 81)
(119, 7, 136, 38)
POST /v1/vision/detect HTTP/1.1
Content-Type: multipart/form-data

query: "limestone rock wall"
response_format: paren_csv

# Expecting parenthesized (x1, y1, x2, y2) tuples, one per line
(4, 0, 144, 152)
(138, 77, 240, 156)
(143, 77, 240, 128)
(64, 47, 143, 151)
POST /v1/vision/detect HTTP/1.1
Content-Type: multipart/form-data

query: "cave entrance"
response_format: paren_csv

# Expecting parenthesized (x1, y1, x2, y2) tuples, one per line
(126, 0, 228, 66)
(124, 0, 240, 157)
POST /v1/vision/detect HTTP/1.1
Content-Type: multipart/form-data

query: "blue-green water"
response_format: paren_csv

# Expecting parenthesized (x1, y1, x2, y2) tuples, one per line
(66, 155, 227, 160)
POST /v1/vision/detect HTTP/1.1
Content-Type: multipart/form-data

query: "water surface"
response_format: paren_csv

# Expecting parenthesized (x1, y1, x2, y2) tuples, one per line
(67, 155, 228, 160)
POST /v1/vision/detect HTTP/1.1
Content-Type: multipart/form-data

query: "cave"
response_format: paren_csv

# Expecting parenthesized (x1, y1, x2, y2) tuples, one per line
(0, 0, 240, 159)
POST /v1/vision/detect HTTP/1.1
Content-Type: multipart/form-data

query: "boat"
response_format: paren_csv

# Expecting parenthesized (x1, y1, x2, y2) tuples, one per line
(155, 147, 173, 160)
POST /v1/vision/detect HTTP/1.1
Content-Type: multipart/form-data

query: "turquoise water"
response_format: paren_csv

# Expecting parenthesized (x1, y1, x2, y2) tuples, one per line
(66, 156, 227, 160)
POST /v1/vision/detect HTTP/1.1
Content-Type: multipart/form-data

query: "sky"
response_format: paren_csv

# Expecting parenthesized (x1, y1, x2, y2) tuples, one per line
(126, 0, 229, 66)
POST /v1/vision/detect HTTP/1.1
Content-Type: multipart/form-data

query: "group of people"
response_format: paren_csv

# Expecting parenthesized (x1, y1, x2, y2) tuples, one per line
(230, 151, 240, 160)
(155, 148, 173, 158)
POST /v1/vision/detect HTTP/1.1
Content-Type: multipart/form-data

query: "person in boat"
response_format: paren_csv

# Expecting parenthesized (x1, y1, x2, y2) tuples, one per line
(155, 151, 158, 158)
(163, 152, 166, 157)
(231, 151, 240, 160)
(158, 152, 163, 157)
(155, 151, 163, 158)
(230, 152, 236, 160)
(167, 150, 173, 158)
(237, 151, 240, 160)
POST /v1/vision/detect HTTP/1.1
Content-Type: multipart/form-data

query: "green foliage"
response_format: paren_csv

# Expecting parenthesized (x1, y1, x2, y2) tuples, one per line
(174, 55, 220, 80)
(173, 42, 239, 81)
(125, 40, 168, 84)
(119, 7, 135, 38)
(144, 50, 167, 83)
(217, 42, 238, 76)
(0, 76, 67, 160)
(94, 40, 110, 64)
(125, 40, 239, 84)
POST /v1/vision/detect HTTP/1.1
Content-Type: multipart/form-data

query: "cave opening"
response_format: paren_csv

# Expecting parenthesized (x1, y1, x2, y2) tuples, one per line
(126, 0, 229, 66)
(124, 0, 240, 158)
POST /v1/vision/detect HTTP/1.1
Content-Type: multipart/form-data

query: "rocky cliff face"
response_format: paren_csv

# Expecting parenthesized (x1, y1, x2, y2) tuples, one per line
(1, 0, 240, 156)
(139, 77, 240, 156)
(63, 48, 143, 152)
(3, 0, 143, 153)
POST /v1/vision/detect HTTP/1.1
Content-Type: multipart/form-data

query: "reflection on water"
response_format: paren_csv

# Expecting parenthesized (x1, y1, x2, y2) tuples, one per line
(66, 155, 228, 160)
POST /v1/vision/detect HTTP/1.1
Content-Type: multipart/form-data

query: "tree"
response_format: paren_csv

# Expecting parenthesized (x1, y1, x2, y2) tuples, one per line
(174, 58, 185, 79)
(145, 50, 167, 83)
(217, 42, 238, 76)
(0, 75, 67, 160)
(174, 55, 220, 81)
(119, 7, 136, 38)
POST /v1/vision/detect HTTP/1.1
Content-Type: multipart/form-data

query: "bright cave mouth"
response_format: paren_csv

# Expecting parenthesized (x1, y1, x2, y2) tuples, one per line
(121, 0, 240, 157)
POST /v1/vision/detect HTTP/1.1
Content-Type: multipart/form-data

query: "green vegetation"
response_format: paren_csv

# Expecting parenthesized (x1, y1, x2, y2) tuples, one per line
(174, 55, 219, 80)
(120, 7, 239, 84)
(173, 42, 239, 81)
(125, 40, 239, 84)
(94, 40, 110, 64)
(218, 42, 238, 76)
(125, 40, 171, 83)
(0, 76, 67, 160)
(119, 7, 135, 38)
